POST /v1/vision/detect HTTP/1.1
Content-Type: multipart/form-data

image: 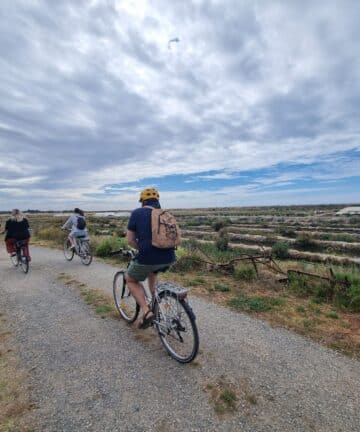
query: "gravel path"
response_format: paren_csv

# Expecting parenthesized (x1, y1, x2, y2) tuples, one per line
(0, 246, 359, 431)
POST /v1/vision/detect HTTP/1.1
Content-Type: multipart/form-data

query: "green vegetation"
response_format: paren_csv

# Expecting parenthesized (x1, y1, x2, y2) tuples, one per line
(228, 295, 285, 312)
(234, 265, 256, 281)
(219, 389, 237, 410)
(272, 241, 290, 259)
(94, 237, 128, 257)
(334, 271, 360, 312)
(213, 283, 231, 292)
(294, 234, 318, 252)
(288, 269, 360, 312)
(205, 378, 238, 415)
(215, 228, 229, 251)
(277, 227, 297, 238)
(212, 218, 231, 232)
(171, 255, 204, 272)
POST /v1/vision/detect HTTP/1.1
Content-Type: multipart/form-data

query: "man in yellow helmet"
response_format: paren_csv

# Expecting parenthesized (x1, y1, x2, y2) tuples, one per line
(126, 188, 176, 329)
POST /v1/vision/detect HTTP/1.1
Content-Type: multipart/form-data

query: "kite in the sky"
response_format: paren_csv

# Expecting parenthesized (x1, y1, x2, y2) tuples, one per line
(168, 37, 180, 49)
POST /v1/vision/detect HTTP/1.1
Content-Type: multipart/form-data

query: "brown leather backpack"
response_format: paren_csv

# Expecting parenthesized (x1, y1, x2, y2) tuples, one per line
(150, 209, 181, 249)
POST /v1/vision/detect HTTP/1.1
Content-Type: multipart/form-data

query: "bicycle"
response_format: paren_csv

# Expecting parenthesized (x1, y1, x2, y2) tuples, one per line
(112, 249, 199, 363)
(63, 231, 92, 266)
(10, 240, 30, 273)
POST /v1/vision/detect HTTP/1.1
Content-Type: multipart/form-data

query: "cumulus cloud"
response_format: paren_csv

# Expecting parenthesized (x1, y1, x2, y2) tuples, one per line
(0, 0, 359, 209)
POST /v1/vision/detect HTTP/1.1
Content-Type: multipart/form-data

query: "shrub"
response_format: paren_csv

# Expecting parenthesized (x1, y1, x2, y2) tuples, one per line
(294, 234, 318, 251)
(272, 241, 290, 259)
(113, 227, 126, 237)
(36, 227, 64, 245)
(234, 265, 256, 281)
(278, 228, 297, 238)
(171, 255, 204, 272)
(288, 272, 314, 297)
(212, 218, 230, 232)
(216, 228, 229, 251)
(334, 272, 360, 312)
(95, 237, 128, 257)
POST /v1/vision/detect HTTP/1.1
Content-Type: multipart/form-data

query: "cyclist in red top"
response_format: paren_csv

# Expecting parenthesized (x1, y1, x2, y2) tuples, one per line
(3, 209, 31, 260)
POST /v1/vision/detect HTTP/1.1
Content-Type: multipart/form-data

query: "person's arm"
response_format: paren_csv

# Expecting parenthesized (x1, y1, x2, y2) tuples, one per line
(61, 216, 72, 230)
(24, 218, 31, 237)
(126, 230, 139, 250)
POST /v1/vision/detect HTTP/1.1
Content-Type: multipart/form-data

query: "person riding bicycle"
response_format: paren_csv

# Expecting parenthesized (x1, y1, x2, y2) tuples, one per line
(61, 208, 88, 249)
(126, 188, 177, 329)
(4, 209, 31, 260)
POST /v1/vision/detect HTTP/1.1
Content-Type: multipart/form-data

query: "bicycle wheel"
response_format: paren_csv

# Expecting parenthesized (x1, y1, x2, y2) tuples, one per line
(154, 291, 199, 363)
(64, 239, 74, 261)
(10, 253, 19, 267)
(113, 271, 139, 323)
(80, 241, 92, 266)
(20, 253, 29, 274)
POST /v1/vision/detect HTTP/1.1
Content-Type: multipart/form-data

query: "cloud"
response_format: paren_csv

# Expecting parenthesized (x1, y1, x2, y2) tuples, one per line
(0, 0, 359, 209)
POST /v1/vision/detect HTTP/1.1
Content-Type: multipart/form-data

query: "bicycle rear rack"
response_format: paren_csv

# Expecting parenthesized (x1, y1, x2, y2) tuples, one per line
(156, 281, 188, 298)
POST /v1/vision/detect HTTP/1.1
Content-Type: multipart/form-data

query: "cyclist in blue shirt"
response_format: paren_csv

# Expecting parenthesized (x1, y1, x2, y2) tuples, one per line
(126, 188, 175, 329)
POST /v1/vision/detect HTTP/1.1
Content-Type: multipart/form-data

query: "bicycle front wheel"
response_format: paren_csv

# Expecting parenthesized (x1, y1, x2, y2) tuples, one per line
(80, 241, 92, 266)
(64, 239, 74, 261)
(154, 291, 199, 363)
(113, 271, 139, 323)
(20, 254, 29, 274)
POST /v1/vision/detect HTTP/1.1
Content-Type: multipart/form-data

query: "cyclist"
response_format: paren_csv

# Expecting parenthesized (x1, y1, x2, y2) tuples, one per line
(4, 209, 31, 260)
(126, 188, 176, 329)
(61, 208, 88, 249)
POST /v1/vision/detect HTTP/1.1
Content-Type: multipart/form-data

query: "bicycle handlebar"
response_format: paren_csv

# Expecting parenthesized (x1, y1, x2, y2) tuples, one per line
(109, 248, 136, 259)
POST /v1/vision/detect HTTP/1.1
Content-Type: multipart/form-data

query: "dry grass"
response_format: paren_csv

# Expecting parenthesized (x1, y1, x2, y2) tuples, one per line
(0, 316, 34, 432)
(204, 375, 258, 417)
(204, 377, 238, 416)
(161, 267, 360, 359)
(57, 273, 118, 320)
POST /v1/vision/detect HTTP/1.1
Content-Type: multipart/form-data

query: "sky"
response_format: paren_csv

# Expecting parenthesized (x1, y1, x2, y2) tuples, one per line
(0, 0, 359, 210)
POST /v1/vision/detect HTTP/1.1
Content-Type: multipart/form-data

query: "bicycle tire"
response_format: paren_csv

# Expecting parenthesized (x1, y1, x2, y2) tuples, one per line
(20, 253, 29, 274)
(113, 271, 139, 323)
(64, 239, 74, 261)
(80, 241, 92, 266)
(154, 291, 199, 363)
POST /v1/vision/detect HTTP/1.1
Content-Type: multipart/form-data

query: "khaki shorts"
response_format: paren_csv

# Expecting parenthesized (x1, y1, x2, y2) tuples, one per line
(126, 260, 173, 282)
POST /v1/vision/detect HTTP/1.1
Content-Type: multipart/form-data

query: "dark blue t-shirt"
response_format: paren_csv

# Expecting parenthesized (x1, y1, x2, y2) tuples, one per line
(127, 207, 176, 265)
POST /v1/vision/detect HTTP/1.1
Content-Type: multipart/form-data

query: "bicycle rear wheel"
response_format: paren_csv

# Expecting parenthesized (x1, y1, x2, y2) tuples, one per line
(113, 271, 139, 323)
(80, 241, 92, 266)
(20, 253, 29, 274)
(154, 291, 199, 363)
(64, 239, 74, 261)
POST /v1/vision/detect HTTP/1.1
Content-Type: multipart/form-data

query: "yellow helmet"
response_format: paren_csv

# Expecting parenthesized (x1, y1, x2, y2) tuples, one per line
(139, 188, 160, 202)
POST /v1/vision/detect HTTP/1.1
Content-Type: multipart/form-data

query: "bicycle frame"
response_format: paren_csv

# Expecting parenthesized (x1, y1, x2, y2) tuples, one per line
(112, 248, 199, 363)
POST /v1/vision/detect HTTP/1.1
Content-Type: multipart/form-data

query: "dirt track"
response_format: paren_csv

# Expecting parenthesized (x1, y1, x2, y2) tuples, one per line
(0, 246, 359, 431)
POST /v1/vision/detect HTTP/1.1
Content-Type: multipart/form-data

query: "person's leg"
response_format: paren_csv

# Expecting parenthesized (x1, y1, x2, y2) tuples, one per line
(5, 239, 16, 255)
(68, 234, 76, 248)
(147, 273, 158, 295)
(125, 275, 149, 312)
